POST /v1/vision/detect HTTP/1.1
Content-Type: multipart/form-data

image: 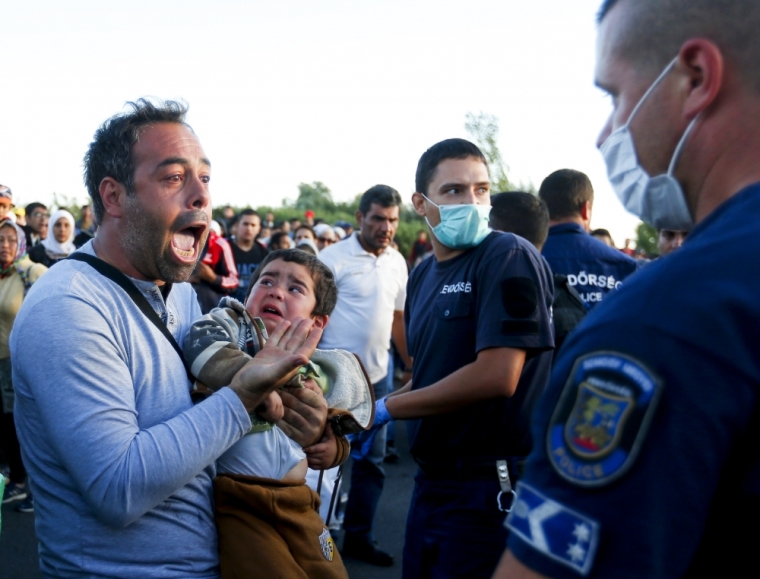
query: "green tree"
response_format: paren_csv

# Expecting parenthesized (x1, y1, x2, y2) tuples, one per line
(465, 112, 537, 193)
(295, 181, 333, 211)
(635, 222, 659, 256)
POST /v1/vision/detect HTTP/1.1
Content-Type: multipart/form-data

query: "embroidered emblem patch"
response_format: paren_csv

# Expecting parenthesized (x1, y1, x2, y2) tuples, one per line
(548, 352, 662, 486)
(506, 482, 599, 576)
(319, 528, 335, 562)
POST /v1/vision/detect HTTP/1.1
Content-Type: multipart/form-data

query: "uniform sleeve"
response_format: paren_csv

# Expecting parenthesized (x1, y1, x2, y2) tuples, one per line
(506, 320, 757, 578)
(475, 243, 554, 353)
(11, 293, 252, 529)
(183, 307, 251, 390)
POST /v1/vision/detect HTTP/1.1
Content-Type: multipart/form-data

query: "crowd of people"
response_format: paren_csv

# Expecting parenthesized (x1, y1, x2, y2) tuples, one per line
(2, 0, 760, 577)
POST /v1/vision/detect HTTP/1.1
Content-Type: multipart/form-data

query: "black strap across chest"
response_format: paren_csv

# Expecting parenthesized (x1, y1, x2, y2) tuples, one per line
(67, 253, 193, 381)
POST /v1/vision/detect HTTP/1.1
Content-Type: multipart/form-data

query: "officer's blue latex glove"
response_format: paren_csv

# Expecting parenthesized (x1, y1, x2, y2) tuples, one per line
(351, 397, 394, 460)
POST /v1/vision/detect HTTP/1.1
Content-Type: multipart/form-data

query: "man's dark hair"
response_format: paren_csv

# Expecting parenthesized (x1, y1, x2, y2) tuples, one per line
(358, 185, 402, 215)
(415, 138, 488, 195)
(268, 231, 289, 250)
(538, 169, 594, 221)
(294, 224, 315, 238)
(83, 99, 190, 224)
(597, 0, 760, 90)
(247, 248, 338, 317)
(238, 209, 260, 220)
(25, 202, 46, 216)
(490, 192, 550, 250)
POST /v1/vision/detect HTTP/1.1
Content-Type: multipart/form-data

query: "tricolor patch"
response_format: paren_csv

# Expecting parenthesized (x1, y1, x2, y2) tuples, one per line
(547, 352, 662, 487)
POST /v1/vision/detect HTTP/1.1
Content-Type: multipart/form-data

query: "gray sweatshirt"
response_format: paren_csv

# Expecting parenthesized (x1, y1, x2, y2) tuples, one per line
(10, 242, 251, 578)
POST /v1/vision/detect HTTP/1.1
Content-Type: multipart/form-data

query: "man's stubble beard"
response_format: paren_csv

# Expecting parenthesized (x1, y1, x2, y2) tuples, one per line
(121, 194, 201, 284)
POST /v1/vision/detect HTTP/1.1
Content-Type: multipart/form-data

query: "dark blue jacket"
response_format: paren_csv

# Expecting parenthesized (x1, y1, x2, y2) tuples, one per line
(541, 223, 639, 308)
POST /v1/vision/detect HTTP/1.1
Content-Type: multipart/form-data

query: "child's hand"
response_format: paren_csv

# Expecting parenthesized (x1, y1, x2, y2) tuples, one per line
(303, 425, 338, 470)
(257, 391, 284, 422)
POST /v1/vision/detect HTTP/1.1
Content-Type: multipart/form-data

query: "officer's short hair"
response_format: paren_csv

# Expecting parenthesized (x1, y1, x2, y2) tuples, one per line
(490, 192, 550, 250)
(83, 99, 190, 225)
(597, 0, 760, 91)
(415, 138, 489, 196)
(538, 169, 594, 221)
(358, 185, 402, 216)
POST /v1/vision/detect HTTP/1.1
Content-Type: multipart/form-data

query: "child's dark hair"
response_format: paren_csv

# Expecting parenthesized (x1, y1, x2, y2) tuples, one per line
(246, 249, 338, 317)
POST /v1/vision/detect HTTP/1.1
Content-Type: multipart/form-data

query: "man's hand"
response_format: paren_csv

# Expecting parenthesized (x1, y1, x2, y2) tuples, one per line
(277, 387, 328, 447)
(303, 424, 338, 470)
(229, 318, 322, 413)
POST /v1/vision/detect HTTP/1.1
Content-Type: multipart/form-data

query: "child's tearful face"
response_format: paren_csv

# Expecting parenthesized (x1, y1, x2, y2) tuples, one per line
(245, 259, 323, 335)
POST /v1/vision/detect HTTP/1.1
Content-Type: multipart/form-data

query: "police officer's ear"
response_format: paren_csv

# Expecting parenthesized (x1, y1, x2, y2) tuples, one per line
(678, 39, 724, 119)
(99, 177, 128, 220)
(579, 200, 592, 231)
(411, 192, 427, 217)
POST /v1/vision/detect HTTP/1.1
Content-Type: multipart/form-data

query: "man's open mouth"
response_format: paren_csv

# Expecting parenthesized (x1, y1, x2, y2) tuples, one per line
(171, 224, 207, 262)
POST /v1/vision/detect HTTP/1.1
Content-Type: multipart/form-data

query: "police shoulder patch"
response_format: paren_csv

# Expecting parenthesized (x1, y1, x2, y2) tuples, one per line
(506, 482, 599, 576)
(547, 351, 662, 487)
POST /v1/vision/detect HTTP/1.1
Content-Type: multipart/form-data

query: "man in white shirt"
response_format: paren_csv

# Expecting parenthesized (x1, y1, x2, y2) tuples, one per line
(318, 184, 411, 566)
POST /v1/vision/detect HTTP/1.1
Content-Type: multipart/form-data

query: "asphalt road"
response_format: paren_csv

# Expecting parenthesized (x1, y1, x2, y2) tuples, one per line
(0, 424, 417, 579)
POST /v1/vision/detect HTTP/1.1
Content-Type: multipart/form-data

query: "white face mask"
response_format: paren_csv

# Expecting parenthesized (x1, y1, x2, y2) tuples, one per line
(600, 58, 699, 231)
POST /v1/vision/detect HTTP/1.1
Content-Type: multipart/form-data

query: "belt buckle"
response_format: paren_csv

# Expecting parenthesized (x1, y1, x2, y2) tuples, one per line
(496, 460, 516, 513)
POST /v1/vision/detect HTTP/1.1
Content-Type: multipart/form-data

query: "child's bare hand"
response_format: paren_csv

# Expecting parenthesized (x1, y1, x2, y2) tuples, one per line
(303, 424, 338, 470)
(257, 391, 284, 422)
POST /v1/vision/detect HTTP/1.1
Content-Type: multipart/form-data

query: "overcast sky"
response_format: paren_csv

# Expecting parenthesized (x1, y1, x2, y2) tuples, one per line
(0, 0, 642, 243)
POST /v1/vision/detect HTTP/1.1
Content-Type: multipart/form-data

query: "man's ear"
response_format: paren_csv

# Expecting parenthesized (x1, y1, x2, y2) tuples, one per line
(411, 192, 427, 217)
(579, 200, 592, 222)
(312, 314, 328, 329)
(354, 210, 364, 229)
(679, 39, 723, 119)
(99, 177, 127, 219)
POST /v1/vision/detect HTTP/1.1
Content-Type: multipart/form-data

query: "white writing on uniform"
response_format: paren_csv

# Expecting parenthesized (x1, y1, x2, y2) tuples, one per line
(567, 271, 622, 290)
(440, 281, 472, 294)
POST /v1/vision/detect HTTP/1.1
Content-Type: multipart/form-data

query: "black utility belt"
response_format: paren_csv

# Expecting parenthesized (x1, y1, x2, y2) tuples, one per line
(415, 457, 526, 481)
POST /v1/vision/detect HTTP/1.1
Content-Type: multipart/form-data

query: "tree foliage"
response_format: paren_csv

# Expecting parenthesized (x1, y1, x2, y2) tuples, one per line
(465, 112, 535, 193)
(635, 222, 659, 256)
(295, 181, 334, 211)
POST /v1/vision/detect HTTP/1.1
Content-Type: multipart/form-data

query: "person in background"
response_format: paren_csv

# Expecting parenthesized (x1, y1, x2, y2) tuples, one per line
(314, 224, 338, 251)
(294, 224, 317, 246)
(0, 187, 14, 222)
(490, 192, 586, 354)
(540, 169, 639, 308)
(28, 209, 77, 268)
(190, 228, 239, 314)
(0, 221, 47, 513)
(658, 229, 687, 256)
(230, 209, 269, 302)
(319, 184, 411, 567)
(408, 229, 431, 268)
(22, 202, 48, 249)
(269, 231, 293, 251)
(590, 228, 615, 248)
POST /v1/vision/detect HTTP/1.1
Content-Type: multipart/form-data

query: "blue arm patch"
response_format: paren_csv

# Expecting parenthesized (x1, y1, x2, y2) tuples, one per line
(506, 482, 600, 576)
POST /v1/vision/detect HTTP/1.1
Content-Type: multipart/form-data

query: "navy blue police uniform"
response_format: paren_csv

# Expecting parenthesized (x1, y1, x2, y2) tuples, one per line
(505, 184, 760, 577)
(403, 231, 555, 579)
(542, 223, 639, 308)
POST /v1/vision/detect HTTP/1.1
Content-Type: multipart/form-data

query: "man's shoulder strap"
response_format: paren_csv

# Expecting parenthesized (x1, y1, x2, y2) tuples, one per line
(67, 253, 193, 381)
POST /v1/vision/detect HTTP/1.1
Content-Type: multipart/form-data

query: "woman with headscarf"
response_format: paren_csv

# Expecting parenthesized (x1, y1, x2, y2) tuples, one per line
(0, 220, 46, 512)
(29, 209, 76, 268)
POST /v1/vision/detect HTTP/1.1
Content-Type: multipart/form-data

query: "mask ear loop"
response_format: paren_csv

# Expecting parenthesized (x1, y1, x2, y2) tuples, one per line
(667, 113, 700, 176)
(625, 57, 678, 129)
